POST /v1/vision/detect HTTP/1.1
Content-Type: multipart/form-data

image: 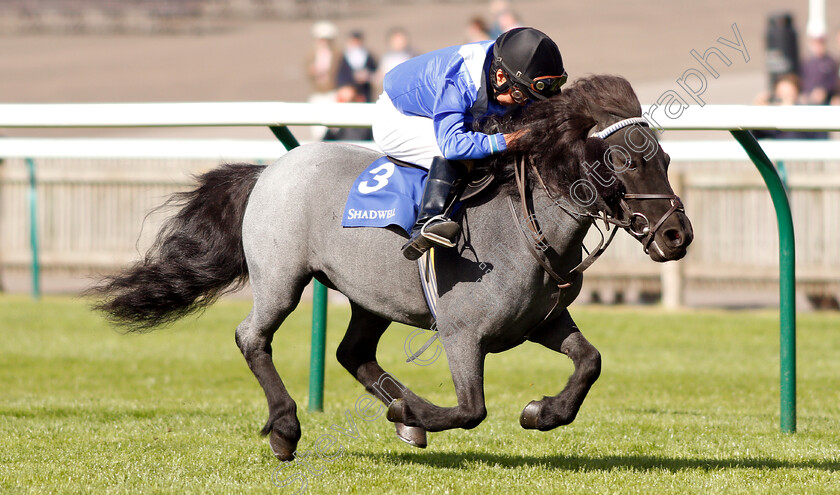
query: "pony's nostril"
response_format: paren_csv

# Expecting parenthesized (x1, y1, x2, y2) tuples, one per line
(663, 228, 683, 248)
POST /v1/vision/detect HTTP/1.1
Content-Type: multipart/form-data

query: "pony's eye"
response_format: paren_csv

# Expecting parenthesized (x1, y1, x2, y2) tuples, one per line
(624, 159, 637, 171)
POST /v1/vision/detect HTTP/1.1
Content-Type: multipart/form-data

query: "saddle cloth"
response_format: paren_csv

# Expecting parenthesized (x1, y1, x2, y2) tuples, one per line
(341, 156, 427, 234)
(342, 156, 496, 233)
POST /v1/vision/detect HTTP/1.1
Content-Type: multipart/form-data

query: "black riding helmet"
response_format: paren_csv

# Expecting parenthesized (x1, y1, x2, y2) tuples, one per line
(491, 27, 567, 101)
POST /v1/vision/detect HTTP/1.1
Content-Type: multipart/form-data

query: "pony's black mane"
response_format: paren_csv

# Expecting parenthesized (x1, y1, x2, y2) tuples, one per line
(474, 74, 642, 210)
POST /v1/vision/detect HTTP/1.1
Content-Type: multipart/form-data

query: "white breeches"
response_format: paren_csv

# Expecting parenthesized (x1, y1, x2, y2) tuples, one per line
(371, 92, 443, 170)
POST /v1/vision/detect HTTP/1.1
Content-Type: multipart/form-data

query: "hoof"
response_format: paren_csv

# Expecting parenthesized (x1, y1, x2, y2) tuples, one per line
(269, 430, 297, 462)
(520, 400, 542, 430)
(395, 423, 427, 449)
(386, 398, 406, 424)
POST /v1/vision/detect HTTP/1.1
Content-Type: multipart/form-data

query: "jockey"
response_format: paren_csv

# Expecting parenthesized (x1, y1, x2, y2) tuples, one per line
(372, 27, 567, 260)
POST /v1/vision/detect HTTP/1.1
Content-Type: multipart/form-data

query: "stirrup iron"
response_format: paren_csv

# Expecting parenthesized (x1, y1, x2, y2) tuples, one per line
(419, 214, 458, 248)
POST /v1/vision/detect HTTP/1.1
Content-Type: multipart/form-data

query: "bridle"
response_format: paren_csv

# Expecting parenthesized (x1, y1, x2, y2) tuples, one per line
(509, 116, 685, 290)
(593, 118, 685, 256)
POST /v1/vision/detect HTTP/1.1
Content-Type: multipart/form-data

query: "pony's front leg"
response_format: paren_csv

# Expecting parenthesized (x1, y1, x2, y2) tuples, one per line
(520, 309, 601, 430)
(387, 336, 487, 432)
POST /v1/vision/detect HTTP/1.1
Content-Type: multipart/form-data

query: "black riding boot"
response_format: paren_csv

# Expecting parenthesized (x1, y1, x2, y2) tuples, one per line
(401, 157, 464, 260)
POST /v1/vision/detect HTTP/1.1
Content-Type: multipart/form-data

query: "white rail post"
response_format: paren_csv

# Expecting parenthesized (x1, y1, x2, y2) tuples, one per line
(661, 169, 684, 309)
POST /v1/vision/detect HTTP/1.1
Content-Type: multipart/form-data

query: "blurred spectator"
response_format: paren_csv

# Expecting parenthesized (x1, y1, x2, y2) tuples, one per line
(323, 84, 375, 141)
(765, 12, 800, 92)
(834, 29, 840, 105)
(489, 0, 522, 38)
(753, 74, 826, 139)
(337, 30, 378, 102)
(754, 73, 801, 106)
(495, 9, 522, 34)
(306, 21, 341, 99)
(305, 21, 341, 140)
(800, 29, 838, 105)
(375, 27, 415, 90)
(465, 17, 491, 43)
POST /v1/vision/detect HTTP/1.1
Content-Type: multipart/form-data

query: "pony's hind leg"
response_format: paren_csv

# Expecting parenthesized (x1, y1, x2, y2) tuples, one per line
(336, 303, 428, 448)
(520, 309, 601, 431)
(235, 278, 308, 461)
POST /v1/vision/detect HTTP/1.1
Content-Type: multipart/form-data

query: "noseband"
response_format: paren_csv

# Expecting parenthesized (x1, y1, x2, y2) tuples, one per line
(619, 193, 684, 254)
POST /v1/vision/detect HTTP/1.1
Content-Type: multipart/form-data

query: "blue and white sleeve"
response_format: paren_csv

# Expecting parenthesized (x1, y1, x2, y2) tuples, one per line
(432, 79, 507, 160)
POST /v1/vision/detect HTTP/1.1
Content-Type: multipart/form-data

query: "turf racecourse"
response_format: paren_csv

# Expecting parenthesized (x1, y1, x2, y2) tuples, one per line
(1, 295, 838, 494)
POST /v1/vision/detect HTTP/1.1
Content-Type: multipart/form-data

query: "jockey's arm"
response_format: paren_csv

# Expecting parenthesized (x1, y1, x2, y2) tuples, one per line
(432, 80, 507, 161)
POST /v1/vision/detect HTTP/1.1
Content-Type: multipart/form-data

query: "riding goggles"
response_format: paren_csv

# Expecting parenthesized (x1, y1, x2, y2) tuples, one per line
(510, 71, 568, 103)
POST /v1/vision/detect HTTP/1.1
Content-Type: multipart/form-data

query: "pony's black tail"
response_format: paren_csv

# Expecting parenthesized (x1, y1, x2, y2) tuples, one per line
(87, 163, 266, 331)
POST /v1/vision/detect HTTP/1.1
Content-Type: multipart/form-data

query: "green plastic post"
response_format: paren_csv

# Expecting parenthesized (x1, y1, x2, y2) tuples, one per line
(309, 282, 328, 412)
(730, 130, 796, 433)
(270, 125, 300, 151)
(26, 158, 41, 300)
(270, 126, 327, 412)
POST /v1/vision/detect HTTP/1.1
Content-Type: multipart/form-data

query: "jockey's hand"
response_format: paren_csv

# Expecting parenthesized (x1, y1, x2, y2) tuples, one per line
(503, 128, 529, 148)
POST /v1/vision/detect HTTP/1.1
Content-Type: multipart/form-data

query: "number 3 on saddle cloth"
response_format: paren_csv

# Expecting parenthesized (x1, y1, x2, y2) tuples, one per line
(342, 156, 451, 322)
(342, 156, 428, 234)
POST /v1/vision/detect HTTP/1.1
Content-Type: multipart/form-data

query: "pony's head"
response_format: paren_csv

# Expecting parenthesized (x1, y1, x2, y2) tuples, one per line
(493, 74, 693, 262)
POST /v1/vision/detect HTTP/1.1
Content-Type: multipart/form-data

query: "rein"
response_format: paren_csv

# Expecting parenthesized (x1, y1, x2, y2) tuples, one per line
(508, 158, 621, 291)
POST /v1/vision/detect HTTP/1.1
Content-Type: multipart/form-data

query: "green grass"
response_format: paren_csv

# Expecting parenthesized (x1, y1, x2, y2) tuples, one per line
(1, 295, 839, 494)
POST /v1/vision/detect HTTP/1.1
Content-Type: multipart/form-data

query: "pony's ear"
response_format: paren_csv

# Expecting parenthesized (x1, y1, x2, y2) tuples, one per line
(583, 136, 625, 213)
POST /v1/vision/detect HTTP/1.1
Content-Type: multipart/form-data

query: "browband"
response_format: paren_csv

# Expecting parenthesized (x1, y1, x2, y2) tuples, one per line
(592, 117, 650, 139)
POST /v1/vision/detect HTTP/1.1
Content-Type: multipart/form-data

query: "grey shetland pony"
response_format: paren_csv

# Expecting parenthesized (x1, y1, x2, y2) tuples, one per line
(90, 75, 693, 461)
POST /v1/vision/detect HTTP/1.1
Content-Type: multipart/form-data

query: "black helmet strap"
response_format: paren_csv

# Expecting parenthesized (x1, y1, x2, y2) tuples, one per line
(489, 59, 512, 96)
(488, 60, 510, 94)
(490, 34, 521, 100)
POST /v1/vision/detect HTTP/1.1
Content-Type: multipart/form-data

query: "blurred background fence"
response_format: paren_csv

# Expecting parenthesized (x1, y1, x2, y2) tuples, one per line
(1, 136, 838, 309)
(583, 146, 840, 309)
